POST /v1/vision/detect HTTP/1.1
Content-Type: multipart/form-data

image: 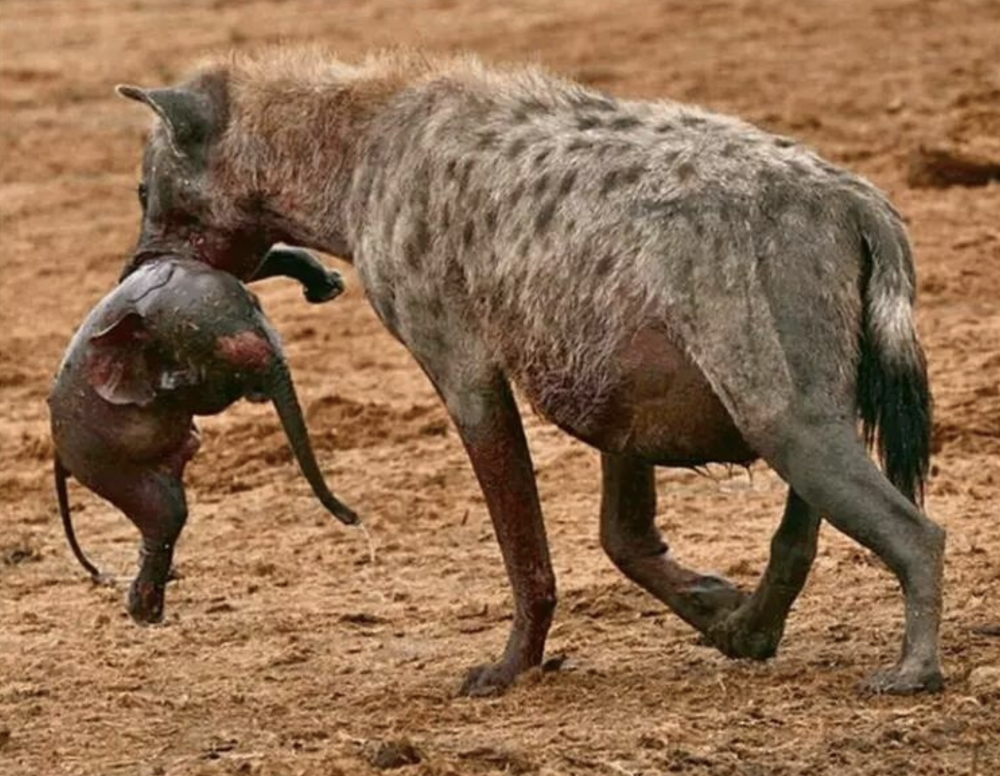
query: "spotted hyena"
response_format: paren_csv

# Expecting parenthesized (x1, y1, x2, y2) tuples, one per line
(114, 49, 942, 696)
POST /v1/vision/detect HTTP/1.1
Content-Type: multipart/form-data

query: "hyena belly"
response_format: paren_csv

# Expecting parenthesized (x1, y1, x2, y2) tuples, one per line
(508, 320, 755, 467)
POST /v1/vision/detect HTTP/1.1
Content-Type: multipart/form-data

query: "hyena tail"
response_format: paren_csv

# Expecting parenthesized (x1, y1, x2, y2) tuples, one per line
(54, 457, 105, 580)
(856, 203, 932, 506)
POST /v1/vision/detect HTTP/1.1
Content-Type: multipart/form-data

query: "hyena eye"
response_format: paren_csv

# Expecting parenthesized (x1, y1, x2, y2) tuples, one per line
(137, 182, 148, 209)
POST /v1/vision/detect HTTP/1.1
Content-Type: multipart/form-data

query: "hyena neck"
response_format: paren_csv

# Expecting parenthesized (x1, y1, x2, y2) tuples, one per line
(220, 54, 431, 261)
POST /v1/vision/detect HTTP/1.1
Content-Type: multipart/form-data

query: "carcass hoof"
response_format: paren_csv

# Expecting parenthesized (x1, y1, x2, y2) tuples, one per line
(127, 578, 166, 625)
(304, 269, 345, 304)
(459, 662, 519, 698)
(860, 664, 945, 695)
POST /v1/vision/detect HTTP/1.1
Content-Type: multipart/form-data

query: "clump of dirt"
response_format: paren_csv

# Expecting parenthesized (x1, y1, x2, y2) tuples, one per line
(1, 535, 44, 567)
(365, 738, 423, 770)
(908, 84, 1000, 187)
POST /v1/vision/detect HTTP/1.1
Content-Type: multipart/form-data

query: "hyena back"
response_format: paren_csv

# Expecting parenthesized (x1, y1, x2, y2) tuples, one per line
(119, 49, 942, 697)
(314, 59, 921, 472)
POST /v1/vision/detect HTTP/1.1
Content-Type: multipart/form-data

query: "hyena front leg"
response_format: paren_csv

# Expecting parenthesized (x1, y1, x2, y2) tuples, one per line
(405, 330, 555, 695)
(599, 454, 748, 635)
(445, 371, 556, 696)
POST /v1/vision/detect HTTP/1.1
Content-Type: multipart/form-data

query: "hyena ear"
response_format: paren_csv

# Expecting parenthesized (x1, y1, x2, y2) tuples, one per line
(116, 84, 214, 160)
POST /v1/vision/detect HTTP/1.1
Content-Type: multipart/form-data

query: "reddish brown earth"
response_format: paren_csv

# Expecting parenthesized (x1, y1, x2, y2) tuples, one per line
(1, 1, 998, 774)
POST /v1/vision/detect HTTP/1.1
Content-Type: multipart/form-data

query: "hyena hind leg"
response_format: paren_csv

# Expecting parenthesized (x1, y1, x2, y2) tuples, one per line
(761, 418, 945, 693)
(707, 488, 821, 660)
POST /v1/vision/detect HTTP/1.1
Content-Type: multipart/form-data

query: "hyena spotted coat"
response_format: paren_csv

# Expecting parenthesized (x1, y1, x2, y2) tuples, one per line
(116, 49, 943, 696)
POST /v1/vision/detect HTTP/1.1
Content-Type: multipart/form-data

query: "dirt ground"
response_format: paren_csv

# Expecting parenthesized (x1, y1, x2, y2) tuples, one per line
(1, 1, 998, 774)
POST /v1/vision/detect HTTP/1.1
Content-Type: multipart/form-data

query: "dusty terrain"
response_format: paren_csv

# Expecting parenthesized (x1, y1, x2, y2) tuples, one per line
(1, 1, 998, 774)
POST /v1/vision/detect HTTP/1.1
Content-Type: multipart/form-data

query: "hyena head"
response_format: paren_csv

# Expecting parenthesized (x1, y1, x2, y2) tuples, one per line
(116, 70, 277, 280)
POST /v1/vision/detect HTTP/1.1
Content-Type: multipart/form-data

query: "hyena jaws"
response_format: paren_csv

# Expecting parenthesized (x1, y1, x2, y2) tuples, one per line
(118, 49, 942, 697)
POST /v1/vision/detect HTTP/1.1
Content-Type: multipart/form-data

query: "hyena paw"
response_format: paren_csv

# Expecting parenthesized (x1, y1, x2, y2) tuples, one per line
(458, 661, 521, 697)
(707, 612, 783, 661)
(683, 574, 748, 623)
(859, 662, 944, 695)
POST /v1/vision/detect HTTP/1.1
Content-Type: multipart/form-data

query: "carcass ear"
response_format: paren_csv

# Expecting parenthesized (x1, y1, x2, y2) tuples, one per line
(86, 312, 161, 406)
(116, 84, 215, 159)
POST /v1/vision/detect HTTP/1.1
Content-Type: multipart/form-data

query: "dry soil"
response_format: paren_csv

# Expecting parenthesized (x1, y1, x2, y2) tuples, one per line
(1, 1, 998, 774)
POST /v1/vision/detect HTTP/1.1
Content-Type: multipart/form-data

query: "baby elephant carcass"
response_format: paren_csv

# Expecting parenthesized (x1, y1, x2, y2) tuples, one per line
(49, 255, 357, 623)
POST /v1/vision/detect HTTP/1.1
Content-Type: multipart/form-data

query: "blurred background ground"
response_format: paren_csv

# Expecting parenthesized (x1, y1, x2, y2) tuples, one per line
(1, 1, 998, 774)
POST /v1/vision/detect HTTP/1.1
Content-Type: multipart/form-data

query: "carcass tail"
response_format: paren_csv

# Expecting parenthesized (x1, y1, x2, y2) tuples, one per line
(55, 457, 105, 580)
